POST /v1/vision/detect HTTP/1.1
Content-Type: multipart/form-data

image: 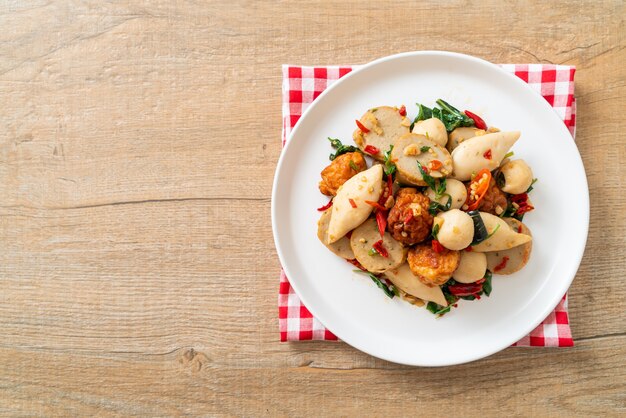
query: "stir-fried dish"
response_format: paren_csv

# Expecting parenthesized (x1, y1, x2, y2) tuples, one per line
(316, 100, 537, 316)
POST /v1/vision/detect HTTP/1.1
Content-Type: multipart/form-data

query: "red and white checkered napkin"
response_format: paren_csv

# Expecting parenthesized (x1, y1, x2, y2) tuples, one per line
(279, 63, 576, 346)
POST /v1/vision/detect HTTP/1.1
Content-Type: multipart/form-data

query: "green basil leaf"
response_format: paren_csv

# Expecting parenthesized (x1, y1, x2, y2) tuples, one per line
(412, 104, 433, 131)
(426, 301, 452, 316)
(439, 110, 463, 132)
(436, 178, 447, 198)
(328, 137, 342, 149)
(436, 99, 462, 115)
(428, 194, 452, 215)
(487, 224, 501, 240)
(482, 270, 493, 297)
(353, 270, 395, 299)
(383, 145, 397, 178)
(500, 204, 518, 218)
(443, 194, 452, 211)
(435, 99, 476, 131)
(416, 161, 436, 190)
(369, 274, 395, 299)
(443, 278, 457, 287)
(415, 103, 432, 121)
(414, 100, 478, 133)
(431, 223, 440, 240)
(391, 284, 400, 297)
(496, 171, 506, 189)
(328, 137, 361, 161)
(416, 160, 446, 198)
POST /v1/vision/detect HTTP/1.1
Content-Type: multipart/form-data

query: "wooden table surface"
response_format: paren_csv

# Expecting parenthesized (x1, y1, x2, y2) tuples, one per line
(1, 1, 625, 416)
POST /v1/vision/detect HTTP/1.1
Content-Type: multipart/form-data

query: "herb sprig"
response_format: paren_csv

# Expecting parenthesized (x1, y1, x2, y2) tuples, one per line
(470, 223, 500, 246)
(412, 99, 476, 132)
(431, 223, 440, 240)
(354, 270, 397, 299)
(428, 194, 452, 215)
(416, 161, 447, 199)
(499, 178, 538, 221)
(327, 137, 361, 161)
(500, 204, 518, 218)
(526, 178, 538, 193)
(382, 145, 396, 178)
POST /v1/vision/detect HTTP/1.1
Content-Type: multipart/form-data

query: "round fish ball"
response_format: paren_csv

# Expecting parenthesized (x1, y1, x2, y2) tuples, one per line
(447, 127, 485, 152)
(499, 159, 534, 194)
(425, 179, 467, 210)
(435, 209, 474, 250)
(412, 118, 447, 147)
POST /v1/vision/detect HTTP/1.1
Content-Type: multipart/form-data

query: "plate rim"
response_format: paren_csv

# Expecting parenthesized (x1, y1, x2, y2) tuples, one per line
(271, 50, 589, 366)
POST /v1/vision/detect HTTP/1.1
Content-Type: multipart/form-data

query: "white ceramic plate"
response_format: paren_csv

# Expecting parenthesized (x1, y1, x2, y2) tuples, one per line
(272, 51, 588, 366)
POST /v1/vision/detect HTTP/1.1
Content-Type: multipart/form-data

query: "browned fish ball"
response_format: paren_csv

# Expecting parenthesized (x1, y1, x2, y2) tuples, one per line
(318, 152, 367, 196)
(472, 178, 508, 215)
(407, 243, 461, 287)
(387, 189, 433, 245)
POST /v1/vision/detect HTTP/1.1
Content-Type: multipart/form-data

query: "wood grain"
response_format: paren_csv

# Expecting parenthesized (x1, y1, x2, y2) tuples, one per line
(0, 0, 624, 416)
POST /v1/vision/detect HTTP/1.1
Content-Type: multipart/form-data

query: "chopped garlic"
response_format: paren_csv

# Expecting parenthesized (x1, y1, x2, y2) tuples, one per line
(403, 144, 419, 156)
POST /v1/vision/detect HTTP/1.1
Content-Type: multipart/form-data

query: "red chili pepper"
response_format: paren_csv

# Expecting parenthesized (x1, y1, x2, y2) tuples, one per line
(355, 119, 370, 133)
(465, 246, 473, 252)
(377, 190, 388, 207)
(364, 145, 380, 155)
(372, 240, 389, 258)
(517, 225, 523, 233)
(511, 193, 528, 203)
(466, 168, 492, 211)
(516, 204, 534, 215)
(448, 282, 483, 296)
(464, 110, 487, 130)
(398, 105, 406, 116)
(375, 210, 387, 239)
(429, 159, 443, 171)
(431, 240, 444, 253)
(365, 200, 386, 211)
(377, 175, 394, 209)
(347, 258, 366, 271)
(349, 198, 357, 208)
(404, 212, 414, 224)
(483, 149, 492, 160)
(316, 200, 333, 211)
(494, 256, 510, 272)
(510, 193, 534, 215)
